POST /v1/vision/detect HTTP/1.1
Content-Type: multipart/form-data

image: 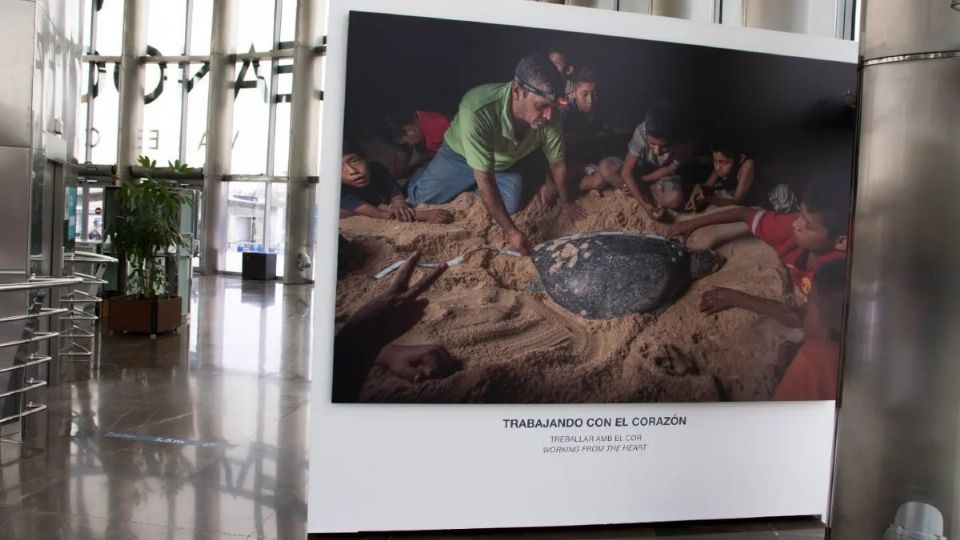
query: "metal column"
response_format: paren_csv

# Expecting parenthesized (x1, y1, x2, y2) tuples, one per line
(201, 0, 238, 275)
(830, 1, 960, 539)
(282, 0, 324, 284)
(116, 0, 147, 184)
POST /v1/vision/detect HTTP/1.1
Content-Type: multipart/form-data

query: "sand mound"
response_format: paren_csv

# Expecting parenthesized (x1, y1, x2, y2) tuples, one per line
(337, 190, 799, 403)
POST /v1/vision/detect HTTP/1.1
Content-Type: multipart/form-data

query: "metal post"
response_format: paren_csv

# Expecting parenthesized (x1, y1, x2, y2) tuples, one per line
(83, 0, 98, 164)
(200, 0, 238, 275)
(830, 1, 960, 538)
(116, 0, 147, 183)
(179, 0, 194, 163)
(282, 0, 323, 284)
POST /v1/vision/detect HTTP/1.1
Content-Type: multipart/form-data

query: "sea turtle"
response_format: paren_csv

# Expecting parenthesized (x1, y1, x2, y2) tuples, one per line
(531, 232, 724, 319)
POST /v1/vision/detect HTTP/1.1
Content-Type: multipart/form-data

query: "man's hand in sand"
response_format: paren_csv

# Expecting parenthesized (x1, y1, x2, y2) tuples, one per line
(507, 228, 531, 256)
(389, 200, 417, 223)
(700, 287, 747, 315)
(376, 344, 460, 383)
(560, 201, 586, 224)
(539, 182, 559, 206)
(347, 251, 447, 349)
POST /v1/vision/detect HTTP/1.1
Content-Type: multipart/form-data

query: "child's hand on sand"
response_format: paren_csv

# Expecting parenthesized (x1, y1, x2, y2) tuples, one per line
(421, 208, 453, 224)
(376, 344, 461, 383)
(699, 287, 746, 315)
(667, 221, 696, 243)
(684, 185, 705, 212)
(389, 200, 417, 222)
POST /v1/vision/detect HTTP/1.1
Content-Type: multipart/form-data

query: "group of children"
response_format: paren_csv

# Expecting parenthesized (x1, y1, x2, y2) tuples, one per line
(338, 48, 849, 402)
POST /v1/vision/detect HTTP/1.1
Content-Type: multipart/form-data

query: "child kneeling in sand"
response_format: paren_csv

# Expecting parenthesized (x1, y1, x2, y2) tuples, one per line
(773, 257, 845, 401)
(667, 178, 848, 327)
(685, 136, 756, 211)
(339, 141, 452, 224)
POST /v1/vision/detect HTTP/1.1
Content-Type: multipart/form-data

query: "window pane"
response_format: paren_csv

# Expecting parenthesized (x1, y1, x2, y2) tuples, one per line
(141, 63, 182, 164)
(184, 64, 209, 167)
(89, 67, 119, 164)
(230, 62, 270, 174)
(147, 0, 187, 55)
(225, 182, 266, 273)
(236, 0, 277, 52)
(190, 0, 213, 55)
(268, 182, 286, 277)
(279, 0, 297, 43)
(85, 187, 105, 242)
(94, 0, 124, 55)
(273, 101, 290, 175)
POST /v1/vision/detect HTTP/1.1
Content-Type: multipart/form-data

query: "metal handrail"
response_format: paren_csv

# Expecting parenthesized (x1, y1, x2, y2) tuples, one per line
(0, 378, 46, 399)
(0, 307, 69, 324)
(0, 354, 51, 374)
(67, 252, 119, 264)
(71, 272, 108, 284)
(0, 276, 83, 293)
(62, 290, 102, 303)
(0, 403, 46, 426)
(0, 331, 59, 350)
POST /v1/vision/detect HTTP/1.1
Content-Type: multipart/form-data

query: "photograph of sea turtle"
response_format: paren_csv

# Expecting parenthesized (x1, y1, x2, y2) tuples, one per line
(331, 11, 855, 404)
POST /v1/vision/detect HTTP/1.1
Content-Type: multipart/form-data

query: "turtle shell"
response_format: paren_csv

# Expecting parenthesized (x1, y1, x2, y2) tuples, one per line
(531, 232, 693, 319)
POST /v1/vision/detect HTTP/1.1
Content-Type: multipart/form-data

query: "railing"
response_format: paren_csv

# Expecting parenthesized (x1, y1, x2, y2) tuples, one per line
(59, 251, 117, 361)
(0, 275, 85, 443)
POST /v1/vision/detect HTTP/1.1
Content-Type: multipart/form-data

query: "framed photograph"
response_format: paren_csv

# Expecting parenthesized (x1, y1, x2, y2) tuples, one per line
(311, 0, 856, 532)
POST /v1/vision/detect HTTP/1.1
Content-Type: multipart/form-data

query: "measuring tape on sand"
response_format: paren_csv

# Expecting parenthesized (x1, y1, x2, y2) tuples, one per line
(372, 233, 673, 280)
(373, 246, 523, 280)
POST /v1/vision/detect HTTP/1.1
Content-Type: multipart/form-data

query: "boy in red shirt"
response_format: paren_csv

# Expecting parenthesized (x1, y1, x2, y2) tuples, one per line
(384, 110, 451, 174)
(773, 257, 846, 401)
(667, 179, 849, 327)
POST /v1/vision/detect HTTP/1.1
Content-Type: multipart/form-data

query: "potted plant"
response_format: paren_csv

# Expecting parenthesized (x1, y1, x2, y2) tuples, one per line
(106, 156, 194, 335)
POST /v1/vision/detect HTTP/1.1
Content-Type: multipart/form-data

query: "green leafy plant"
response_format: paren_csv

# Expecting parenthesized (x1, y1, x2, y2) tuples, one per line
(107, 156, 194, 300)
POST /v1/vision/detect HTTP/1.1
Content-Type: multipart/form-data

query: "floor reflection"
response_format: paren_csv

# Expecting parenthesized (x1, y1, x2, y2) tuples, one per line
(0, 276, 823, 539)
(0, 276, 309, 540)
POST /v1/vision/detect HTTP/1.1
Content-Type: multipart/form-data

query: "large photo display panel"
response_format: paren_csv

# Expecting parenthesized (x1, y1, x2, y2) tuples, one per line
(331, 9, 856, 405)
(310, 0, 857, 533)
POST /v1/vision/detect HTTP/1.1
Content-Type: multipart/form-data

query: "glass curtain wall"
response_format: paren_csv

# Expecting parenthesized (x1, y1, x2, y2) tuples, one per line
(77, 0, 855, 278)
(79, 0, 296, 276)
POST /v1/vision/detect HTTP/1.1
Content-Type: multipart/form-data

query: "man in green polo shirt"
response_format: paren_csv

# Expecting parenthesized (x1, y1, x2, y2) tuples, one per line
(407, 53, 584, 254)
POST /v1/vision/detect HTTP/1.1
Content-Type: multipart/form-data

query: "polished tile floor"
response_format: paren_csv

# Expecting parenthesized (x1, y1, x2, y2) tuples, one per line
(0, 276, 825, 539)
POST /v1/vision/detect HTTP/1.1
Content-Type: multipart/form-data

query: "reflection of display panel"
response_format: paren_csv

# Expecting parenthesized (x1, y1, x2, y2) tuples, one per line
(311, 0, 857, 532)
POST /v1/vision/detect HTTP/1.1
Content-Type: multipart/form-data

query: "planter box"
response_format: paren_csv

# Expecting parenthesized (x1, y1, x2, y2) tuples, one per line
(107, 295, 182, 335)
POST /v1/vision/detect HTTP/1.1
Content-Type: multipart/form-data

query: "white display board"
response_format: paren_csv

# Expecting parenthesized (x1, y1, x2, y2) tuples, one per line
(310, 0, 857, 533)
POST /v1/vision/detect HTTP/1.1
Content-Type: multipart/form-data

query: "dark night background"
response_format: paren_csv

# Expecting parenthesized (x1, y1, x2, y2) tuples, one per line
(344, 11, 857, 204)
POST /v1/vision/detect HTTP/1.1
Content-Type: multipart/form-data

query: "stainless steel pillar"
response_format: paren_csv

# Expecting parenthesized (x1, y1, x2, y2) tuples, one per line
(282, 0, 324, 284)
(830, 1, 960, 539)
(201, 0, 238, 275)
(116, 0, 147, 184)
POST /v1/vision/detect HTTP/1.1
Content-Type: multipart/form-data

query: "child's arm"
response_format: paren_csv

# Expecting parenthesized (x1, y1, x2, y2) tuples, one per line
(388, 195, 417, 222)
(349, 204, 394, 220)
(667, 207, 754, 241)
(621, 153, 665, 219)
(684, 170, 719, 212)
(700, 287, 804, 328)
(639, 161, 680, 183)
(414, 208, 453, 224)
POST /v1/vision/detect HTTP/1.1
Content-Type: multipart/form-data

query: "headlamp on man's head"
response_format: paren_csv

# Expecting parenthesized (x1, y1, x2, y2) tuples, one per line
(513, 78, 569, 108)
